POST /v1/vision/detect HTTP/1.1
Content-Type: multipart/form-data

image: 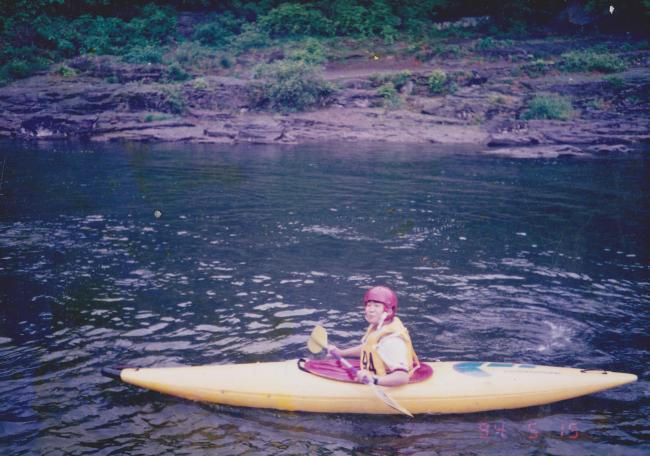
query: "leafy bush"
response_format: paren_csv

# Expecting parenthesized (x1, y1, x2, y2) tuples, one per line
(193, 13, 242, 47)
(229, 23, 270, 53)
(474, 37, 497, 51)
(522, 94, 574, 120)
(254, 60, 333, 112)
(191, 77, 209, 89)
(258, 3, 334, 37)
(474, 37, 514, 51)
(2, 59, 40, 79)
(560, 50, 627, 73)
(128, 4, 178, 45)
(122, 45, 164, 64)
(327, 0, 401, 43)
(166, 62, 190, 82)
(167, 42, 211, 68)
(56, 64, 77, 77)
(522, 59, 554, 77)
(287, 38, 327, 65)
(162, 87, 186, 114)
(427, 70, 447, 94)
(377, 82, 403, 109)
(370, 70, 412, 90)
(0, 3, 179, 83)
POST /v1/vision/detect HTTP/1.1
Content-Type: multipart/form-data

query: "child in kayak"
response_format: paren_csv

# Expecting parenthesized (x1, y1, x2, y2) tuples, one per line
(328, 285, 420, 387)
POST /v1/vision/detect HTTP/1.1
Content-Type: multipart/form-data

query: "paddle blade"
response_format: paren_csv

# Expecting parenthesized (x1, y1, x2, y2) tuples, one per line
(308, 325, 328, 354)
(369, 383, 414, 417)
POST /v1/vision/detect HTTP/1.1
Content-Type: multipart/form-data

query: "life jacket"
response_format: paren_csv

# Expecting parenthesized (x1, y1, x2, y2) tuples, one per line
(359, 316, 420, 377)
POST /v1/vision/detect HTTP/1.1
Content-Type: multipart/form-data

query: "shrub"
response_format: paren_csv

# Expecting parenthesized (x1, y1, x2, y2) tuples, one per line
(560, 50, 627, 73)
(325, 0, 401, 42)
(370, 70, 412, 90)
(428, 69, 447, 94)
(522, 59, 554, 77)
(56, 64, 77, 77)
(166, 63, 190, 82)
(145, 114, 173, 122)
(162, 87, 186, 114)
(191, 77, 208, 89)
(122, 45, 164, 64)
(254, 60, 333, 112)
(522, 94, 574, 120)
(128, 4, 178, 45)
(167, 42, 211, 68)
(328, 0, 367, 35)
(229, 24, 270, 53)
(258, 3, 334, 37)
(2, 59, 39, 79)
(474, 37, 497, 51)
(192, 13, 242, 47)
(474, 37, 514, 51)
(287, 38, 327, 65)
(377, 83, 403, 109)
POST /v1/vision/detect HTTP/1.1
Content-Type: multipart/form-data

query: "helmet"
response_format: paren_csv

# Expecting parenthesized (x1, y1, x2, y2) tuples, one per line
(363, 286, 398, 320)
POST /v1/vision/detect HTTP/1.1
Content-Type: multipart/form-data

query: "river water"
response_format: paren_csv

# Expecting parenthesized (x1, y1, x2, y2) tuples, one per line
(0, 141, 648, 455)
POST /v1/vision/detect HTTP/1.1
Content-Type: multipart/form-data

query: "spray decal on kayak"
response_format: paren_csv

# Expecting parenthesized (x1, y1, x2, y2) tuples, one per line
(454, 362, 490, 377)
(454, 362, 539, 376)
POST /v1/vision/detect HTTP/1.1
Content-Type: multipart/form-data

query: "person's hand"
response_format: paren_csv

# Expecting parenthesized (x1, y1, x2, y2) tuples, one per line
(327, 344, 342, 358)
(356, 370, 376, 385)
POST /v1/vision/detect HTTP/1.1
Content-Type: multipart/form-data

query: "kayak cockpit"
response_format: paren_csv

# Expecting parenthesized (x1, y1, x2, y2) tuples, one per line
(297, 358, 433, 383)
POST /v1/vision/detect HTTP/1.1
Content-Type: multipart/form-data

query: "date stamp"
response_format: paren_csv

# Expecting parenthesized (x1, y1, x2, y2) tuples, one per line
(478, 420, 580, 440)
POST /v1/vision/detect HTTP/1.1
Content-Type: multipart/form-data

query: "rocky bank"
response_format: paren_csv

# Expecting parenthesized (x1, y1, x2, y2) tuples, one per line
(0, 36, 648, 158)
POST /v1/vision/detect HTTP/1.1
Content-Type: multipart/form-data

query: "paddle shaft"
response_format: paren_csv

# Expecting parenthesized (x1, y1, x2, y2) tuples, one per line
(309, 327, 413, 417)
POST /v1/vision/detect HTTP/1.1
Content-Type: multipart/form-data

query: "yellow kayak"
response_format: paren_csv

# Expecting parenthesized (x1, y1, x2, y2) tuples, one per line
(103, 360, 637, 415)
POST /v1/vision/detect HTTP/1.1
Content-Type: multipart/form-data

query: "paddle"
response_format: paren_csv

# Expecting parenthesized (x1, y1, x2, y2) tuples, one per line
(308, 325, 413, 417)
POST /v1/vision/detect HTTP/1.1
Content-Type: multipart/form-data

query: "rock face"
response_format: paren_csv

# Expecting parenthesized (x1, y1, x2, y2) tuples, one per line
(0, 41, 648, 158)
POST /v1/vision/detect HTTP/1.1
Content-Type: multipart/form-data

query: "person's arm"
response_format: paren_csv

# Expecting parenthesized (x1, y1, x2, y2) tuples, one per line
(356, 369, 409, 386)
(376, 370, 409, 386)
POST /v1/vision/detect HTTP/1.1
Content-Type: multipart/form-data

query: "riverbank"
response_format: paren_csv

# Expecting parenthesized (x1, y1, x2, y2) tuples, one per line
(0, 33, 648, 158)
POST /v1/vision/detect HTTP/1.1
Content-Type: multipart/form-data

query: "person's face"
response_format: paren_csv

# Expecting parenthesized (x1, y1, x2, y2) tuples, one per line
(365, 301, 386, 325)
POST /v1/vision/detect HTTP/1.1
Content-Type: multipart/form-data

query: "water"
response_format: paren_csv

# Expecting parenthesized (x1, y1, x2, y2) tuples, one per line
(0, 141, 648, 455)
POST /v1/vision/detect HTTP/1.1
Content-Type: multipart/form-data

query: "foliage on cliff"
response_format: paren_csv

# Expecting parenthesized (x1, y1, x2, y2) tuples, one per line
(1, 0, 648, 86)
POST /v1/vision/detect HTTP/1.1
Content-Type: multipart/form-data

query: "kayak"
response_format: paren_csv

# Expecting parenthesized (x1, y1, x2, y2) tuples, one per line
(102, 359, 637, 415)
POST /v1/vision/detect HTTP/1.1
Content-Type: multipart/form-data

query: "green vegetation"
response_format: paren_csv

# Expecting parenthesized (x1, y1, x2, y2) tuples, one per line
(605, 75, 625, 90)
(287, 38, 328, 65)
(253, 60, 333, 112)
(474, 37, 514, 51)
(55, 64, 77, 77)
(521, 59, 555, 78)
(560, 50, 627, 73)
(377, 83, 403, 109)
(144, 113, 173, 122)
(257, 3, 333, 38)
(1, 0, 648, 112)
(428, 70, 449, 94)
(192, 13, 242, 47)
(522, 94, 574, 120)
(370, 71, 412, 90)
(161, 87, 186, 114)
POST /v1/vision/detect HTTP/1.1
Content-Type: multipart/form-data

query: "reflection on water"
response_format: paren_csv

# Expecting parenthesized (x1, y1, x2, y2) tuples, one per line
(0, 141, 648, 455)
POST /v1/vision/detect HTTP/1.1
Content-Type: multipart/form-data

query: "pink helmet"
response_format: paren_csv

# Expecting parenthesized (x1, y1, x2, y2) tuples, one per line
(363, 286, 398, 320)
